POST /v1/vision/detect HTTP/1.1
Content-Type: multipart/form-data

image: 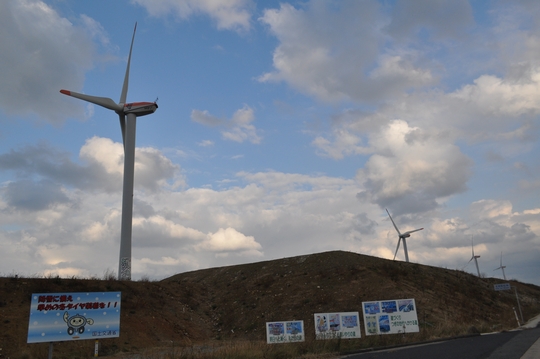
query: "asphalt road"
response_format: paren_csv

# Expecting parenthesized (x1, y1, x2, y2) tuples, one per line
(342, 327, 540, 359)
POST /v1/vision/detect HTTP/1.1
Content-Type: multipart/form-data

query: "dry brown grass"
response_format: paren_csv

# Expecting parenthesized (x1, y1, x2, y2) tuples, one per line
(1, 251, 539, 359)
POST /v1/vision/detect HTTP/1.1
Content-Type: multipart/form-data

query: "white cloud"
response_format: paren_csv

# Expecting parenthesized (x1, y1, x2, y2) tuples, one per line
(259, 1, 433, 103)
(369, 55, 433, 86)
(198, 227, 262, 255)
(191, 105, 261, 144)
(198, 140, 214, 147)
(80, 137, 124, 177)
(312, 128, 371, 160)
(80, 14, 111, 48)
(80, 137, 184, 192)
(451, 71, 540, 117)
(384, 0, 473, 39)
(0, 138, 538, 283)
(133, 215, 207, 247)
(357, 120, 472, 213)
(470, 199, 513, 221)
(131, 0, 253, 32)
(0, 0, 97, 122)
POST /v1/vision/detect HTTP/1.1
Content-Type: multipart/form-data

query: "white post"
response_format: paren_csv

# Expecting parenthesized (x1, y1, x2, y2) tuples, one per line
(474, 258, 481, 277)
(513, 307, 520, 327)
(118, 112, 137, 280)
(514, 287, 524, 324)
(402, 238, 409, 262)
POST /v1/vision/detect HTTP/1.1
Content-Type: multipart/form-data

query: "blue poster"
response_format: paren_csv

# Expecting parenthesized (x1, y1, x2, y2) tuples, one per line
(363, 302, 380, 314)
(381, 301, 397, 313)
(27, 292, 121, 343)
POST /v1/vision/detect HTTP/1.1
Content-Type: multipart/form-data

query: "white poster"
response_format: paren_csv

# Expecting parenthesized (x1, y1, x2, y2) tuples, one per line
(314, 312, 361, 340)
(362, 298, 419, 335)
(266, 320, 304, 344)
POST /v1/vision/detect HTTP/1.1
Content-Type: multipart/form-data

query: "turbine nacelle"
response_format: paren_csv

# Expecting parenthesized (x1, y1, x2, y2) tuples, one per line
(470, 239, 480, 260)
(494, 252, 507, 280)
(124, 101, 158, 116)
(386, 209, 424, 262)
(468, 237, 482, 277)
(400, 229, 423, 239)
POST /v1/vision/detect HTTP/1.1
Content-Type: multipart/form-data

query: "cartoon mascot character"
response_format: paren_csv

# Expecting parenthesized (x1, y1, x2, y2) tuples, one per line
(63, 311, 94, 335)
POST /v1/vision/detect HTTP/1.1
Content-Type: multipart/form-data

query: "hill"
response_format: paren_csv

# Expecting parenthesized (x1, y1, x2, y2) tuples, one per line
(1, 250, 539, 358)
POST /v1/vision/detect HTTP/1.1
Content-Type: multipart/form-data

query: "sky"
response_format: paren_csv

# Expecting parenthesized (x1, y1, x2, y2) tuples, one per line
(0, 0, 539, 285)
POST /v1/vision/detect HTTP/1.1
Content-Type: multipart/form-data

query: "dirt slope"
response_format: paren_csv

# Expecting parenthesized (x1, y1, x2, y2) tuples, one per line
(1, 251, 539, 358)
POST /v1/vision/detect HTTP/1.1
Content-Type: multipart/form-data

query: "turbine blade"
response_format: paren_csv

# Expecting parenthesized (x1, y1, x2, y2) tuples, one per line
(60, 90, 121, 111)
(393, 238, 401, 260)
(119, 113, 126, 147)
(386, 209, 402, 236)
(120, 22, 137, 104)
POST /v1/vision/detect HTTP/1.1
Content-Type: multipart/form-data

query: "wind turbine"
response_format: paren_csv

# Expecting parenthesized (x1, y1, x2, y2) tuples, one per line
(467, 237, 481, 277)
(386, 209, 424, 262)
(494, 252, 507, 280)
(60, 23, 158, 280)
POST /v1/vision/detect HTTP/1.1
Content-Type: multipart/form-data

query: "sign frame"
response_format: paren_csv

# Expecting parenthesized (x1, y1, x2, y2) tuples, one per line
(27, 292, 121, 344)
(266, 320, 305, 344)
(362, 298, 419, 335)
(494, 283, 511, 291)
(314, 312, 361, 340)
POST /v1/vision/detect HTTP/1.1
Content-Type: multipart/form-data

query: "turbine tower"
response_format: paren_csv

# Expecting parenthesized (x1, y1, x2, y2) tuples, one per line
(494, 252, 507, 280)
(467, 238, 481, 277)
(386, 209, 424, 262)
(60, 23, 158, 280)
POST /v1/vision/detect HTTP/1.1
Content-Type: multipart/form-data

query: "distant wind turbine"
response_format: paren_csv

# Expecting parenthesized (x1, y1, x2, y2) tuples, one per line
(60, 23, 158, 280)
(494, 252, 507, 280)
(467, 237, 481, 277)
(386, 209, 424, 262)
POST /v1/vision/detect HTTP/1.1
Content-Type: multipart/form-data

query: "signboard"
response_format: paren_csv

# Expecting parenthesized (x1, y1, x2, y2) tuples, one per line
(266, 320, 304, 344)
(314, 312, 361, 340)
(494, 283, 511, 291)
(362, 298, 419, 335)
(27, 292, 121, 343)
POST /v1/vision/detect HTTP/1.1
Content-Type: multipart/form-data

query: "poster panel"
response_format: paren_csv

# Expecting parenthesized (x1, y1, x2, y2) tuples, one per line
(266, 320, 304, 344)
(27, 292, 121, 343)
(494, 283, 511, 291)
(314, 312, 361, 340)
(362, 298, 419, 335)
